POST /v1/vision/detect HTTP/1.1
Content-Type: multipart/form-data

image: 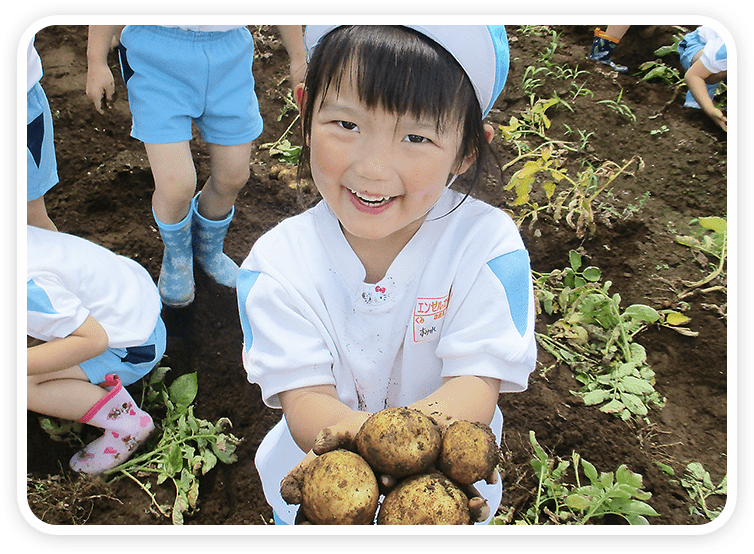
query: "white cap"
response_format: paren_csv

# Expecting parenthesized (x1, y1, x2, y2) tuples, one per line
(304, 25, 510, 117)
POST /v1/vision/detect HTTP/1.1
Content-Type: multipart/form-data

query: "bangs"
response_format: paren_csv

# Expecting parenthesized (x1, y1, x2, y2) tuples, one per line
(306, 26, 479, 134)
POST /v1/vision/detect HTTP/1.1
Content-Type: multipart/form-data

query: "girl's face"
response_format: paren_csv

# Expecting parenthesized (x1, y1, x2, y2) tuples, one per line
(308, 75, 473, 254)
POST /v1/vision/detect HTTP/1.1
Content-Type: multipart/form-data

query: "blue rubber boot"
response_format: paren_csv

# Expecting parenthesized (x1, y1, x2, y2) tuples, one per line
(153, 209, 195, 307)
(191, 192, 239, 288)
(589, 29, 628, 73)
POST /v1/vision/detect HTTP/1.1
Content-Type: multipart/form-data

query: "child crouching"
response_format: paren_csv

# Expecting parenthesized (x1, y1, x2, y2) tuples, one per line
(27, 225, 166, 474)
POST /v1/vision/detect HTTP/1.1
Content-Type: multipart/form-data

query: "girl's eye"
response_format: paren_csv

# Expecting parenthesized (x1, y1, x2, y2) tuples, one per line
(337, 120, 358, 131)
(405, 134, 430, 144)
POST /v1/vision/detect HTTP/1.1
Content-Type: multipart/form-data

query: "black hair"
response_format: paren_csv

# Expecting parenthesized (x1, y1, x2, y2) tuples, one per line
(297, 25, 496, 204)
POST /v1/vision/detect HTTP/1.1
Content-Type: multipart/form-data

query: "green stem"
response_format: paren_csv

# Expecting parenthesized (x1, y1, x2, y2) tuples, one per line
(104, 431, 222, 477)
(266, 113, 300, 151)
(116, 468, 171, 518)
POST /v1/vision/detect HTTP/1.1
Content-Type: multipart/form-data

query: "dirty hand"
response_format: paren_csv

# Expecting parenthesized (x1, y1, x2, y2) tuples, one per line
(86, 64, 116, 114)
(706, 107, 727, 132)
(462, 481, 495, 523)
(279, 411, 372, 518)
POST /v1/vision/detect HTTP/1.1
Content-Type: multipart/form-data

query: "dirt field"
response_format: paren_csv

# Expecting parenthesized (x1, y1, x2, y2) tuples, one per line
(26, 24, 727, 527)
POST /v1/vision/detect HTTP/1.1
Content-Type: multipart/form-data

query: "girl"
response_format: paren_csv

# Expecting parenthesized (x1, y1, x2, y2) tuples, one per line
(237, 25, 537, 525)
(86, 25, 306, 307)
(27, 225, 166, 474)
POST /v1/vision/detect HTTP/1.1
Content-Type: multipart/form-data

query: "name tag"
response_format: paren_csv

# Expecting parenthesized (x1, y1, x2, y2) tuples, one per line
(413, 291, 451, 343)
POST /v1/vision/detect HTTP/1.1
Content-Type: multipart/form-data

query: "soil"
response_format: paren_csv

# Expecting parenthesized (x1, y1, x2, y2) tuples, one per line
(26, 24, 727, 527)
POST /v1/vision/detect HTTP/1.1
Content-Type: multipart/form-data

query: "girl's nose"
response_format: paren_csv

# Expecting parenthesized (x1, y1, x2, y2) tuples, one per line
(352, 142, 391, 181)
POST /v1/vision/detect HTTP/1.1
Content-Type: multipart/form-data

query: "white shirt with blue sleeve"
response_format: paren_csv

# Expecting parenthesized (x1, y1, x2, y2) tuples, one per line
(27, 226, 162, 348)
(237, 188, 537, 524)
(697, 26, 727, 74)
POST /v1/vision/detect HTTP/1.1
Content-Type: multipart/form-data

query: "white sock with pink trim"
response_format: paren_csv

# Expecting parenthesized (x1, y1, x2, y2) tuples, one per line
(69, 374, 154, 475)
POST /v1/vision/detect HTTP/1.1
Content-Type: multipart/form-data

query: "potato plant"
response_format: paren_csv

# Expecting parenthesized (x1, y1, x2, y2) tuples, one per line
(104, 368, 242, 524)
(494, 431, 659, 525)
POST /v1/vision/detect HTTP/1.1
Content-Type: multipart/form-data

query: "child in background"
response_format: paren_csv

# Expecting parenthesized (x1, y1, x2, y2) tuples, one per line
(678, 25, 728, 132)
(27, 225, 166, 474)
(86, 25, 306, 307)
(27, 37, 59, 231)
(237, 25, 537, 525)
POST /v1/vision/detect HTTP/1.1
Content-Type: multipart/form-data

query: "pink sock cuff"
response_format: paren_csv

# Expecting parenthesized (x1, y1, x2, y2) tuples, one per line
(79, 374, 123, 423)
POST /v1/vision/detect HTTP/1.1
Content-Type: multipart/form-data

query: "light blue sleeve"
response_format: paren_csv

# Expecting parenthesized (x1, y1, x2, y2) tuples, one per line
(236, 268, 261, 353)
(27, 278, 57, 315)
(486, 249, 531, 338)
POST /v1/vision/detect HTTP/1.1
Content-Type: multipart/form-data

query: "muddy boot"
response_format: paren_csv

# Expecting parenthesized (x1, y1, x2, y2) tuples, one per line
(69, 374, 154, 475)
(154, 209, 195, 307)
(589, 28, 628, 73)
(191, 192, 239, 288)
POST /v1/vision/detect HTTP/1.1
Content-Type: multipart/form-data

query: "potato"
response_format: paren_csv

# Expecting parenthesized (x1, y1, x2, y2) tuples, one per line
(437, 420, 499, 484)
(300, 449, 379, 525)
(355, 407, 442, 477)
(377, 472, 471, 525)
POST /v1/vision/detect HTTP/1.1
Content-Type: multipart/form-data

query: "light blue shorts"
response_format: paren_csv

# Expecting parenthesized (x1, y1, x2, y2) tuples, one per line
(118, 25, 263, 145)
(79, 317, 167, 386)
(27, 82, 58, 201)
(678, 28, 705, 71)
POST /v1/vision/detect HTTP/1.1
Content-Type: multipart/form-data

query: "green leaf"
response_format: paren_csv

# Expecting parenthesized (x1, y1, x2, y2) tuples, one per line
(165, 443, 184, 476)
(626, 500, 660, 517)
(624, 304, 661, 323)
(620, 392, 649, 415)
(565, 494, 592, 511)
(599, 399, 626, 414)
(698, 216, 726, 233)
(169, 373, 198, 408)
(582, 267, 602, 282)
(620, 375, 656, 396)
(615, 466, 644, 490)
(568, 250, 582, 272)
(543, 180, 556, 199)
(581, 459, 599, 483)
(529, 431, 548, 462)
(664, 311, 691, 326)
(582, 389, 610, 406)
(624, 514, 650, 525)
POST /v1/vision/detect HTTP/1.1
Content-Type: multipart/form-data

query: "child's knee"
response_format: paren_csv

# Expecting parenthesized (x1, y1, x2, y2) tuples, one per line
(211, 163, 251, 195)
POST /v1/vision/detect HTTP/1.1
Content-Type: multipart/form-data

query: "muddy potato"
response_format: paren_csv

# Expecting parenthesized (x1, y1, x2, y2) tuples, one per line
(355, 407, 442, 477)
(377, 472, 471, 525)
(300, 449, 379, 525)
(437, 420, 499, 484)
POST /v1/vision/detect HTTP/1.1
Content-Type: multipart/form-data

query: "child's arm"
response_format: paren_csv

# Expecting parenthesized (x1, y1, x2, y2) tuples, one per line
(685, 59, 727, 131)
(410, 375, 501, 427)
(86, 25, 124, 115)
(279, 384, 371, 454)
(276, 25, 307, 89)
(27, 314, 109, 376)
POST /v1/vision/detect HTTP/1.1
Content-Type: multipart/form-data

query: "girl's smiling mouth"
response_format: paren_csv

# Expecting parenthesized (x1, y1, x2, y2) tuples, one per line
(347, 188, 397, 211)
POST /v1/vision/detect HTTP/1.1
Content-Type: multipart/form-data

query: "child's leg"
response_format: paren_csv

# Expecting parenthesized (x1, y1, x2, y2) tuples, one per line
(27, 366, 106, 421)
(27, 196, 57, 232)
(28, 368, 154, 474)
(146, 141, 197, 224)
(190, 142, 252, 288)
(146, 141, 197, 306)
(198, 142, 252, 219)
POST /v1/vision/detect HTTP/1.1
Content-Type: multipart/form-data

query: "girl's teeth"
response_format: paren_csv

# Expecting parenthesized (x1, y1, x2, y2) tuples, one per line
(350, 189, 390, 204)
